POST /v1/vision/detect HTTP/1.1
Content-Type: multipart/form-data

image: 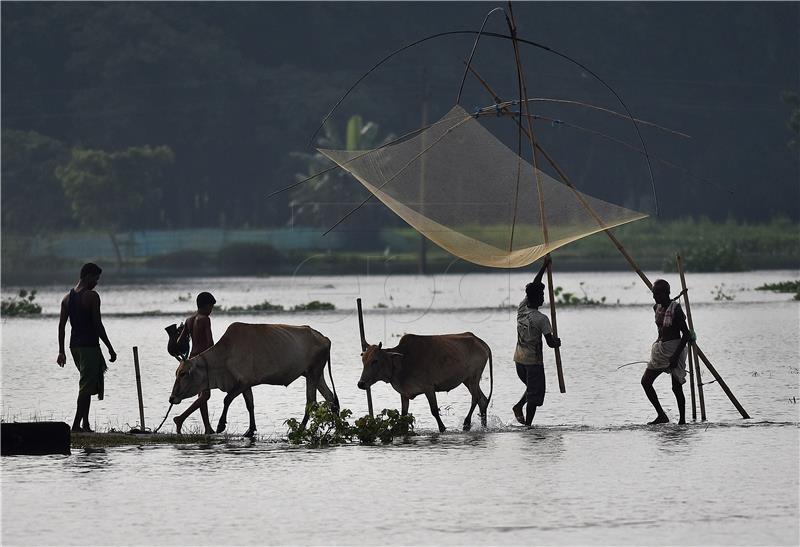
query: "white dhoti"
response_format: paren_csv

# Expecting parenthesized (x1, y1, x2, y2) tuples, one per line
(647, 339, 687, 384)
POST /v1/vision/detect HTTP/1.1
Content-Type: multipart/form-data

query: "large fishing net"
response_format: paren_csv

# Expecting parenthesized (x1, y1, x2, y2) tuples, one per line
(320, 105, 647, 268)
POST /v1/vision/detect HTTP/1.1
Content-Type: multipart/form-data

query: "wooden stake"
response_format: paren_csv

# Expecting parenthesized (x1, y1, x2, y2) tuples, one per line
(676, 254, 701, 421)
(356, 298, 374, 417)
(676, 255, 707, 420)
(132, 346, 146, 431)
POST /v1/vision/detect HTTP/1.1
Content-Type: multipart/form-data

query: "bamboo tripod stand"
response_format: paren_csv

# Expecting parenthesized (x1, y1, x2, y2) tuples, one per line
(466, 16, 749, 419)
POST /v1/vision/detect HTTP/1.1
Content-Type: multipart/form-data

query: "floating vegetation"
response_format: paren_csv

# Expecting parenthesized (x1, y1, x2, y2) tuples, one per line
(285, 403, 354, 447)
(225, 300, 285, 313)
(553, 283, 606, 306)
(292, 300, 336, 311)
(374, 302, 388, 309)
(353, 409, 415, 445)
(755, 280, 800, 300)
(285, 403, 415, 447)
(1, 289, 42, 316)
(712, 284, 736, 302)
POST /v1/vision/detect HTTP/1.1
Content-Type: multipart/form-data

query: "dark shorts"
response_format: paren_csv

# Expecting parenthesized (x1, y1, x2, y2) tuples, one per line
(515, 362, 545, 407)
(71, 347, 107, 400)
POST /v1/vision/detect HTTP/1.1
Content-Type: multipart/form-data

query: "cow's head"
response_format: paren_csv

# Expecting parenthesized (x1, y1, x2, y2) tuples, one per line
(358, 342, 403, 389)
(169, 357, 207, 404)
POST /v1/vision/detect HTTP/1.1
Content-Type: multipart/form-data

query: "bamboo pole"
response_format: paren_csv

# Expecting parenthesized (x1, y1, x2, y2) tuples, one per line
(506, 4, 565, 392)
(132, 346, 146, 431)
(356, 298, 374, 417)
(694, 346, 750, 419)
(676, 254, 701, 421)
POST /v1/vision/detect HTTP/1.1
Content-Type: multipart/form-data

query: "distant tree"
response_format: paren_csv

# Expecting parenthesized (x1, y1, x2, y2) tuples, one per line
(783, 91, 800, 152)
(289, 115, 395, 234)
(56, 145, 174, 267)
(1, 130, 72, 233)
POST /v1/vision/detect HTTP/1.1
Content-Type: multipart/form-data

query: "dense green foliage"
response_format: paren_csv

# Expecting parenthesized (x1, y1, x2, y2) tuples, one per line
(285, 403, 354, 447)
(353, 409, 415, 445)
(285, 403, 415, 447)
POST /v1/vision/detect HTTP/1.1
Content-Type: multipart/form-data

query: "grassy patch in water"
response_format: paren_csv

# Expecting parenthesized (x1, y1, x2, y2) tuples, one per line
(755, 280, 800, 294)
(70, 430, 219, 448)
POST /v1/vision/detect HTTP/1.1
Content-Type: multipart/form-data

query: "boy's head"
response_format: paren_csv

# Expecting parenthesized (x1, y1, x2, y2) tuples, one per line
(196, 291, 216, 314)
(79, 262, 102, 289)
(525, 282, 545, 308)
(652, 279, 671, 306)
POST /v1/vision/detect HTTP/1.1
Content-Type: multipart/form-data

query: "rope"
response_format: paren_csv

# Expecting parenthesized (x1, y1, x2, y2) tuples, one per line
(152, 404, 174, 434)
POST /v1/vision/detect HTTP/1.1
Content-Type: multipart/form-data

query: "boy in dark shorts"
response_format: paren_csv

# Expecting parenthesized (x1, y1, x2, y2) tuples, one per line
(173, 291, 217, 434)
(513, 256, 561, 427)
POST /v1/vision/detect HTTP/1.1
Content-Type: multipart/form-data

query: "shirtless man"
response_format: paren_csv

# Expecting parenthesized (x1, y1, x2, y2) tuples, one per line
(57, 262, 117, 432)
(512, 256, 561, 427)
(173, 291, 216, 434)
(642, 279, 691, 425)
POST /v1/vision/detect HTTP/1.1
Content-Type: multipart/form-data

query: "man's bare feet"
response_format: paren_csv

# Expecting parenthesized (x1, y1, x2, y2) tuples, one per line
(648, 414, 669, 425)
(173, 416, 184, 434)
(512, 404, 525, 425)
(678, 418, 686, 425)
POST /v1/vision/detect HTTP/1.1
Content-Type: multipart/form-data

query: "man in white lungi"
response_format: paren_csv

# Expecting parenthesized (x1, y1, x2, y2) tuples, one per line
(642, 279, 692, 424)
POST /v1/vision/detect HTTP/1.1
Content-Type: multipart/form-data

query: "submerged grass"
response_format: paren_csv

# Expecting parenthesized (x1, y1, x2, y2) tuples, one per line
(70, 430, 220, 448)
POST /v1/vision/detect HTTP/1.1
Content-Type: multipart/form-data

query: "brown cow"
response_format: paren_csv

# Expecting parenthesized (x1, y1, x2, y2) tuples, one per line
(169, 322, 338, 437)
(357, 333, 492, 432)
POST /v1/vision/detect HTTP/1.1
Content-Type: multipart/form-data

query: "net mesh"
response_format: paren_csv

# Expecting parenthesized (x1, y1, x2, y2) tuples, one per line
(320, 105, 648, 268)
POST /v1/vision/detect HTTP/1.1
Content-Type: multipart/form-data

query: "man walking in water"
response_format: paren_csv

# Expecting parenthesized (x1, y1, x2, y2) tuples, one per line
(57, 262, 117, 432)
(173, 291, 217, 434)
(642, 279, 691, 425)
(513, 256, 561, 427)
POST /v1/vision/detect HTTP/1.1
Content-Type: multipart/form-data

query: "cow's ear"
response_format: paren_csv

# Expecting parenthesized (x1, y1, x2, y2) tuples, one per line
(387, 352, 403, 371)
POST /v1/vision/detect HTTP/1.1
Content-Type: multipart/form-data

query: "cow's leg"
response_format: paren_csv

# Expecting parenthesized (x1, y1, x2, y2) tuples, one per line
(401, 395, 410, 416)
(478, 388, 490, 428)
(425, 391, 446, 433)
(217, 387, 245, 433)
(300, 372, 320, 430)
(241, 387, 257, 438)
(463, 381, 480, 432)
(316, 376, 338, 411)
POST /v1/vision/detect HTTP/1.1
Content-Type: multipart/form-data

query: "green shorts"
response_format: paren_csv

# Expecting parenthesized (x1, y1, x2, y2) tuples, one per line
(71, 347, 107, 400)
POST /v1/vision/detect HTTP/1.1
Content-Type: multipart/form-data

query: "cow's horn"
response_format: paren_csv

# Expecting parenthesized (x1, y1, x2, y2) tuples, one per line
(378, 342, 382, 349)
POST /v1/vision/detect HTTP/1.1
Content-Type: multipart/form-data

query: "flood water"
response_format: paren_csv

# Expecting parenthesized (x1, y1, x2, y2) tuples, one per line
(2, 271, 799, 545)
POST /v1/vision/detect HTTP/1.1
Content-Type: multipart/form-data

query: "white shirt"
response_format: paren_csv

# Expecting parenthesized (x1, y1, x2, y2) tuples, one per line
(514, 298, 552, 365)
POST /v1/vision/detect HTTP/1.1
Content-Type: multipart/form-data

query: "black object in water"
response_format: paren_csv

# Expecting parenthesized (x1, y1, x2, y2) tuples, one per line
(1, 422, 71, 456)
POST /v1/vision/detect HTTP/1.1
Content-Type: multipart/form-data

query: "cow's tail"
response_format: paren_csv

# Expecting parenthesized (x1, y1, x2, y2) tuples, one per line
(326, 345, 340, 412)
(477, 338, 493, 409)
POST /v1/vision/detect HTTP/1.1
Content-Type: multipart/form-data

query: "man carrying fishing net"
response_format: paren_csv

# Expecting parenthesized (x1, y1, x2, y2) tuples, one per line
(513, 256, 561, 427)
(642, 279, 692, 425)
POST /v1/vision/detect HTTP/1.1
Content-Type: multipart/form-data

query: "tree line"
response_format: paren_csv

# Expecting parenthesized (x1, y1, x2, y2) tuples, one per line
(2, 2, 798, 238)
